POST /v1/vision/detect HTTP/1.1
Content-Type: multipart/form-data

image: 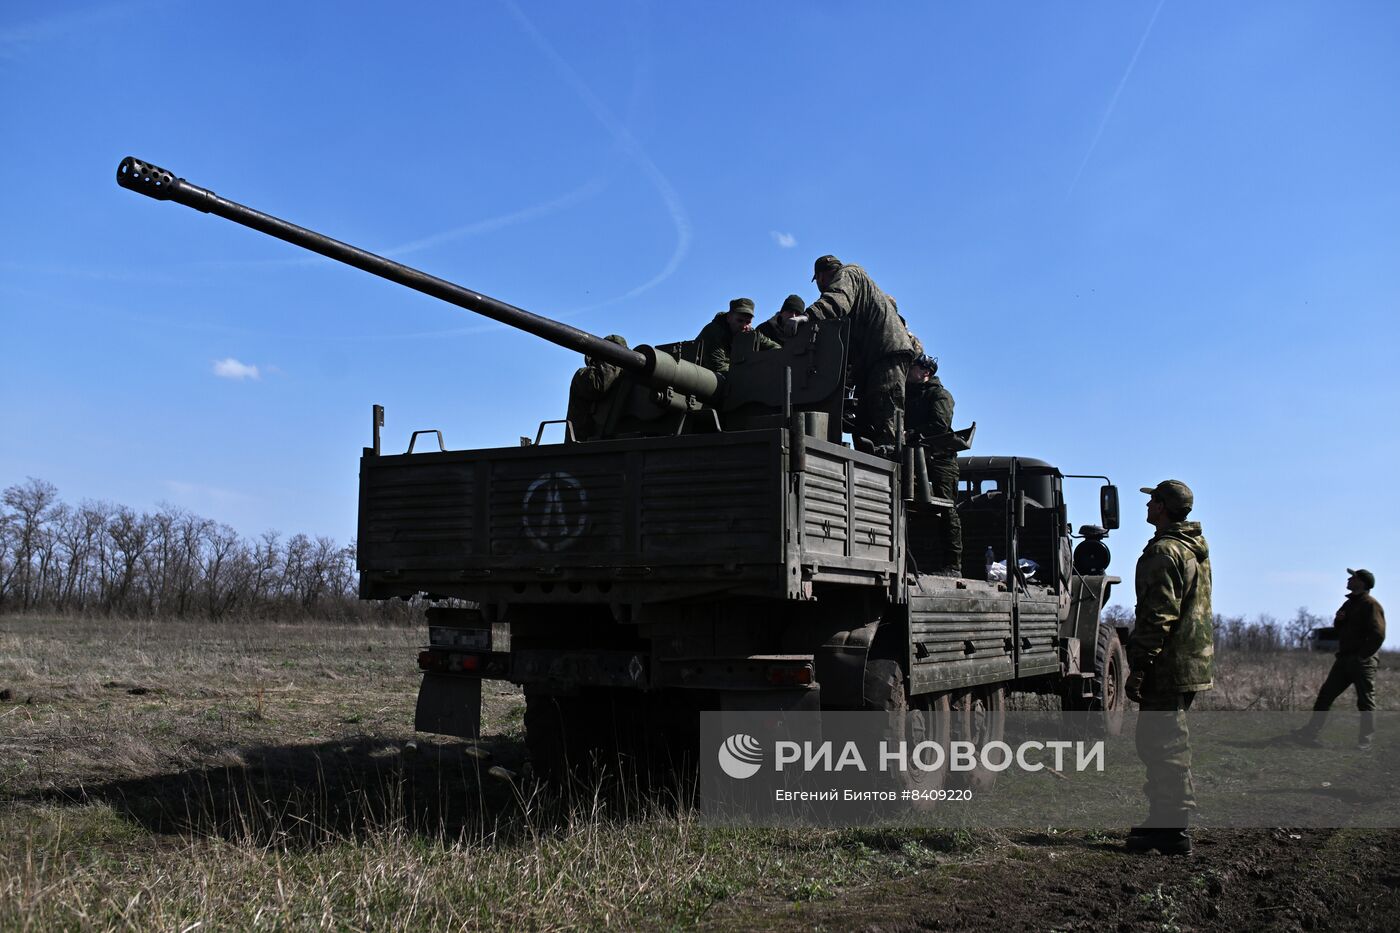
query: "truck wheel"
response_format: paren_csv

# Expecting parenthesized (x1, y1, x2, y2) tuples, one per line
(1098, 625, 1128, 736)
(907, 690, 953, 794)
(864, 660, 951, 796)
(524, 690, 600, 785)
(1062, 625, 1128, 736)
(614, 689, 700, 784)
(950, 683, 1006, 792)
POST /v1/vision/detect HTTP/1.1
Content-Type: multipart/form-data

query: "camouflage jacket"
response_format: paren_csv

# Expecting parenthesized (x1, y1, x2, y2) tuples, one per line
(566, 361, 621, 440)
(804, 264, 913, 373)
(755, 316, 785, 345)
(906, 376, 954, 438)
(565, 335, 627, 441)
(1128, 521, 1214, 692)
(1335, 592, 1386, 658)
(695, 313, 780, 374)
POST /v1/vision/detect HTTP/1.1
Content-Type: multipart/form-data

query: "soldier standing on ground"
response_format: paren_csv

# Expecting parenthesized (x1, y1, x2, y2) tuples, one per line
(565, 334, 629, 442)
(1124, 479, 1214, 856)
(696, 298, 781, 374)
(757, 294, 808, 345)
(905, 355, 961, 574)
(1294, 569, 1385, 750)
(805, 255, 914, 453)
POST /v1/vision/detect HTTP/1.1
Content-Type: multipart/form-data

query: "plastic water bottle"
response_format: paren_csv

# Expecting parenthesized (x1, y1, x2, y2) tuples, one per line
(985, 546, 995, 581)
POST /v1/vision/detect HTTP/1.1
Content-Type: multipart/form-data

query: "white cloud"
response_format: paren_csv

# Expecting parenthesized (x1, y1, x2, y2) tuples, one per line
(771, 231, 797, 249)
(212, 358, 260, 380)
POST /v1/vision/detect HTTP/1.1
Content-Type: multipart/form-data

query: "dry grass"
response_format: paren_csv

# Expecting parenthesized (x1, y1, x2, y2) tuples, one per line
(2, 616, 1392, 929)
(1203, 647, 1397, 711)
(0, 616, 972, 930)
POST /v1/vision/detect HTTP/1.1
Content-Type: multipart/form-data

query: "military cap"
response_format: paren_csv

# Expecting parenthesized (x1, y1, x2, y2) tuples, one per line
(913, 354, 938, 375)
(728, 297, 756, 316)
(780, 293, 806, 316)
(603, 334, 629, 349)
(812, 254, 842, 282)
(1348, 568, 1376, 590)
(1140, 479, 1193, 512)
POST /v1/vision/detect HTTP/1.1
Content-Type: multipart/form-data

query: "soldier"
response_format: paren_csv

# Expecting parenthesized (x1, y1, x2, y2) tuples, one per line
(889, 298, 924, 358)
(565, 334, 629, 442)
(805, 255, 914, 453)
(905, 355, 961, 574)
(1293, 569, 1386, 750)
(696, 298, 781, 374)
(1124, 479, 1213, 856)
(756, 294, 808, 345)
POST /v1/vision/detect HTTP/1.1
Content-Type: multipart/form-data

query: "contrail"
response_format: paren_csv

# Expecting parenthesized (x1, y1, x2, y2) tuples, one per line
(183, 174, 610, 271)
(503, 0, 692, 306)
(382, 175, 608, 258)
(1066, 0, 1168, 198)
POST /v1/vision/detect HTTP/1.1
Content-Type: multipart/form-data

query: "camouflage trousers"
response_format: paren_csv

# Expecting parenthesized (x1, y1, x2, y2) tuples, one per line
(854, 352, 912, 449)
(1305, 654, 1378, 739)
(1135, 687, 1197, 826)
(929, 458, 962, 571)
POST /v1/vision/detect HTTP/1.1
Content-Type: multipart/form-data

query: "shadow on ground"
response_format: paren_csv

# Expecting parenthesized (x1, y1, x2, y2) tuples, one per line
(22, 733, 689, 848)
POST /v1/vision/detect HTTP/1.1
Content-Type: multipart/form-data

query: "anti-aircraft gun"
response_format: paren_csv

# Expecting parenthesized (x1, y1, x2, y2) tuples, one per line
(118, 157, 1130, 783)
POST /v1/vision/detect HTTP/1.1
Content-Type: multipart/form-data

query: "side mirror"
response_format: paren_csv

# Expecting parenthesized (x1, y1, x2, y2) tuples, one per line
(1100, 484, 1120, 531)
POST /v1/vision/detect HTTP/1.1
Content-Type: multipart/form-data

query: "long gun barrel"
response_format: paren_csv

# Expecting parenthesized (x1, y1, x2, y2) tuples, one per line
(115, 157, 717, 399)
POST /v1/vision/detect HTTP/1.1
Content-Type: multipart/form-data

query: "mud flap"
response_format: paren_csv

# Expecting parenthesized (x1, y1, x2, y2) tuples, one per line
(414, 673, 482, 739)
(814, 644, 869, 709)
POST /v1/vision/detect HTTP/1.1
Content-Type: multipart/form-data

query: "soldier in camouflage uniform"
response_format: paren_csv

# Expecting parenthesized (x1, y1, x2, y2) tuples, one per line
(1294, 568, 1385, 750)
(696, 298, 781, 374)
(1125, 479, 1213, 855)
(565, 334, 629, 442)
(805, 256, 914, 453)
(757, 294, 808, 345)
(905, 355, 961, 574)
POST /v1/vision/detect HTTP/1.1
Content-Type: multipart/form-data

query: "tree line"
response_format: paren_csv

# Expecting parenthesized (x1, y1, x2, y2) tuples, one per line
(4, 474, 1340, 639)
(1102, 604, 1331, 652)
(0, 477, 400, 622)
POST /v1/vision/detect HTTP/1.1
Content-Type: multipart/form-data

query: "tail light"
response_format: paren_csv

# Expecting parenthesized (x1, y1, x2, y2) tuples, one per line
(767, 664, 813, 687)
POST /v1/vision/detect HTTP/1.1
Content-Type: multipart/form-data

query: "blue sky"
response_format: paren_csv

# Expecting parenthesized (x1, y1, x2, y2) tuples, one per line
(2, 1, 1397, 632)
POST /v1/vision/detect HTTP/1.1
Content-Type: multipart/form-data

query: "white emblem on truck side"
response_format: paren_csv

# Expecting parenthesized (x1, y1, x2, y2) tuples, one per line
(522, 472, 588, 551)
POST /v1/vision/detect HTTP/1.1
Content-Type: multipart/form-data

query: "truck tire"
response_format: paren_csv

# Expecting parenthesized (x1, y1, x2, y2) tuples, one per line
(950, 683, 1006, 792)
(527, 689, 698, 789)
(524, 690, 602, 785)
(864, 660, 951, 795)
(1062, 624, 1128, 736)
(1098, 625, 1128, 736)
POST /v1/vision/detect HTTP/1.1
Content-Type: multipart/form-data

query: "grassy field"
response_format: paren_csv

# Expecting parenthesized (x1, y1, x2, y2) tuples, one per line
(1, 616, 1396, 930)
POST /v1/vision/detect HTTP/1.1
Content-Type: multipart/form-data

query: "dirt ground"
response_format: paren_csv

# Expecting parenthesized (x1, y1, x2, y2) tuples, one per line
(2, 615, 1396, 931)
(702, 827, 1400, 932)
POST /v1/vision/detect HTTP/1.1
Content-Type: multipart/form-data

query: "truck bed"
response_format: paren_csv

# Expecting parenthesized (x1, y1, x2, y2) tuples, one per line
(358, 428, 902, 604)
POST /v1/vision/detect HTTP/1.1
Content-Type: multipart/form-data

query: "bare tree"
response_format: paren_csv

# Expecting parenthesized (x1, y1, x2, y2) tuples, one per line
(1286, 606, 1325, 649)
(1, 478, 60, 610)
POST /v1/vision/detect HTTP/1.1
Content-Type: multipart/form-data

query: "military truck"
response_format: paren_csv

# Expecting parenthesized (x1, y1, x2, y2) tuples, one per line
(118, 157, 1129, 785)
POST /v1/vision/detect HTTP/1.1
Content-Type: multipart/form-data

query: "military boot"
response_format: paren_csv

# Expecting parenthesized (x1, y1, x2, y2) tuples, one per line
(1291, 711, 1328, 747)
(1290, 729, 1323, 748)
(1125, 828, 1192, 855)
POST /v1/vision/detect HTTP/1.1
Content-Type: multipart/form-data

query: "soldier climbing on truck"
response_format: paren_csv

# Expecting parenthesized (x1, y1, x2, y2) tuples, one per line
(805, 255, 915, 455)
